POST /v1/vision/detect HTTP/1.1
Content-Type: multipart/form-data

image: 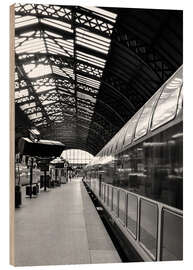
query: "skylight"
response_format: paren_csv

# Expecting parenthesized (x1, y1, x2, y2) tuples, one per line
(41, 18, 73, 33)
(82, 6, 117, 22)
(23, 64, 52, 78)
(77, 92, 96, 104)
(28, 112, 42, 120)
(15, 89, 28, 99)
(14, 4, 117, 127)
(15, 15, 38, 28)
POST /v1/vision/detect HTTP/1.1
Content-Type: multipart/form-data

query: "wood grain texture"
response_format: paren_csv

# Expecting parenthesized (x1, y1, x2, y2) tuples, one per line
(10, 4, 15, 266)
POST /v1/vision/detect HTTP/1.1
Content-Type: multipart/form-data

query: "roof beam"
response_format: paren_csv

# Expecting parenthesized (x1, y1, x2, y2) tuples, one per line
(15, 22, 74, 40)
(76, 44, 107, 60)
(75, 7, 114, 39)
(15, 4, 115, 39)
(15, 4, 72, 24)
(15, 54, 51, 124)
(17, 52, 103, 75)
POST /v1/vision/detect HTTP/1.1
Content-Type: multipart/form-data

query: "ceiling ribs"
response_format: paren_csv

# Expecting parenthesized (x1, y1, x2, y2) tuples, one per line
(14, 5, 182, 155)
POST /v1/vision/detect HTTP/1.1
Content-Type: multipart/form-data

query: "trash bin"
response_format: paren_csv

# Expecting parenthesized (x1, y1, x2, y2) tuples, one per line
(15, 185, 22, 207)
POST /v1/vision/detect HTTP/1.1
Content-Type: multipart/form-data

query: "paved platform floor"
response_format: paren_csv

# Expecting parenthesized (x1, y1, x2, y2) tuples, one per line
(14, 178, 121, 266)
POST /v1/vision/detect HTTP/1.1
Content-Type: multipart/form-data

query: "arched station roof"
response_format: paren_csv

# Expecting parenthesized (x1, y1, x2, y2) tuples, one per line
(14, 4, 183, 155)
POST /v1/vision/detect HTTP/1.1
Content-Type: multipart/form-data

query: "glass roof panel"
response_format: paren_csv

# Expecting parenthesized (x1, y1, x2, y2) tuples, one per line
(76, 55, 105, 68)
(82, 6, 117, 22)
(77, 74, 101, 89)
(77, 92, 96, 103)
(15, 37, 47, 54)
(28, 112, 42, 120)
(41, 18, 73, 33)
(76, 35, 109, 51)
(58, 87, 74, 95)
(78, 115, 92, 122)
(44, 30, 63, 38)
(78, 105, 94, 114)
(54, 38, 73, 49)
(76, 39, 109, 54)
(20, 102, 36, 111)
(15, 3, 35, 12)
(15, 89, 29, 99)
(42, 100, 58, 106)
(15, 15, 38, 28)
(34, 85, 55, 93)
(46, 38, 73, 56)
(52, 66, 74, 80)
(15, 4, 117, 129)
(76, 28, 111, 44)
(76, 50, 106, 64)
(47, 47, 71, 57)
(23, 64, 52, 78)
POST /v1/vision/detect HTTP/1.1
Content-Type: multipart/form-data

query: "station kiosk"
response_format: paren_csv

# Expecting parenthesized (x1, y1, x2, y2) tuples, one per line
(50, 157, 69, 186)
(61, 160, 69, 184)
(16, 136, 65, 206)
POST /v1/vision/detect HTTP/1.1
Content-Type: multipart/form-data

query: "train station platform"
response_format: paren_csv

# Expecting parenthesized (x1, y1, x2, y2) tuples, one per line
(14, 178, 121, 266)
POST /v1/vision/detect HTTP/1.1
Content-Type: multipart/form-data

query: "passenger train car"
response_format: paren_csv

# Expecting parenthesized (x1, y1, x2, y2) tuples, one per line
(84, 66, 183, 262)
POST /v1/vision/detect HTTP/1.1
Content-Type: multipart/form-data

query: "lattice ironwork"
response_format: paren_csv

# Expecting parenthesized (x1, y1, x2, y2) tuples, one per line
(112, 25, 175, 82)
(14, 4, 182, 155)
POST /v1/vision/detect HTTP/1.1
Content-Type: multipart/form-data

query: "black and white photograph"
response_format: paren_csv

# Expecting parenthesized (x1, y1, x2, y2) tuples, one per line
(9, 1, 183, 267)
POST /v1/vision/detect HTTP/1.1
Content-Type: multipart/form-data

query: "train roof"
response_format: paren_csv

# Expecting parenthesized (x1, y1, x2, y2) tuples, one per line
(88, 65, 183, 166)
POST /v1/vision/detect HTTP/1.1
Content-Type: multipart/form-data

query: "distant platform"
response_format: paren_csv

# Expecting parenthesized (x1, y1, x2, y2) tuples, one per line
(14, 178, 121, 266)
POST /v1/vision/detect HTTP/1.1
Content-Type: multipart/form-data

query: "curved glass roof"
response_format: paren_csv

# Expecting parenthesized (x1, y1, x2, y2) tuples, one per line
(14, 5, 182, 155)
(62, 149, 93, 164)
(15, 4, 117, 127)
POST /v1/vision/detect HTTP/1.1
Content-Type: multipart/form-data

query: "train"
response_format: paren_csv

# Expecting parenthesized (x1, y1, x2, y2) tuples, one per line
(83, 66, 183, 262)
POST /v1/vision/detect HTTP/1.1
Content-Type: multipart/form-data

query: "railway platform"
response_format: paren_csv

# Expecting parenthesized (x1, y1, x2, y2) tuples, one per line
(14, 178, 121, 266)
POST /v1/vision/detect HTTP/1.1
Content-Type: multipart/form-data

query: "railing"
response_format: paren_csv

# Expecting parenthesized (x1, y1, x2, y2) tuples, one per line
(88, 180, 183, 261)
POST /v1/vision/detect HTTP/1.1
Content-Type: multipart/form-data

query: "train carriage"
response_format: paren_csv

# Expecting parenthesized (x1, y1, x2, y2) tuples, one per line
(84, 66, 183, 262)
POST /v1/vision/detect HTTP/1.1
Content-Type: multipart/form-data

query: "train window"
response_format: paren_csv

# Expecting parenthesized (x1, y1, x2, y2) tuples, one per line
(107, 141, 111, 156)
(112, 188, 119, 216)
(119, 190, 126, 225)
(126, 193, 138, 238)
(112, 129, 123, 153)
(116, 124, 128, 152)
(108, 185, 113, 210)
(135, 89, 162, 140)
(101, 183, 104, 200)
(111, 133, 119, 153)
(161, 209, 183, 261)
(106, 136, 115, 156)
(103, 184, 106, 202)
(151, 69, 183, 130)
(177, 85, 183, 115)
(105, 185, 109, 204)
(106, 185, 109, 204)
(139, 199, 158, 260)
(116, 129, 126, 151)
(123, 109, 143, 146)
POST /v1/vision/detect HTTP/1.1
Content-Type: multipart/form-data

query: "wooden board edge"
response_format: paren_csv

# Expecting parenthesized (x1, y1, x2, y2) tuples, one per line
(10, 3, 15, 266)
